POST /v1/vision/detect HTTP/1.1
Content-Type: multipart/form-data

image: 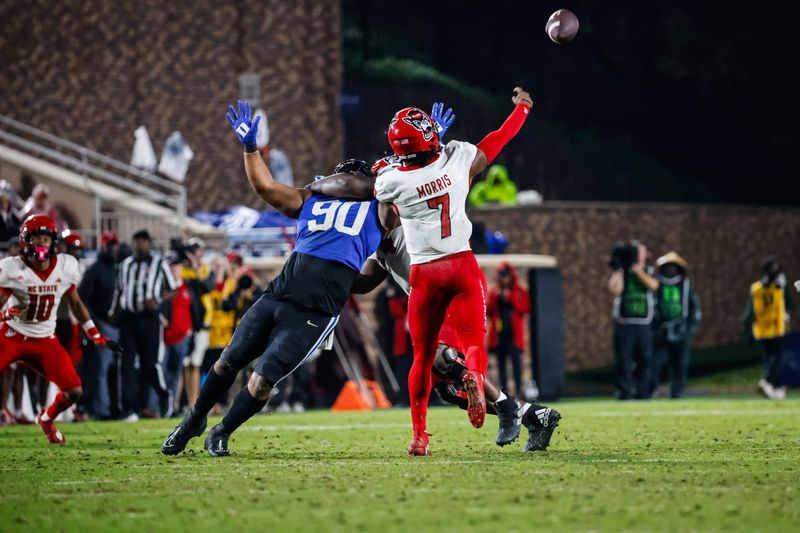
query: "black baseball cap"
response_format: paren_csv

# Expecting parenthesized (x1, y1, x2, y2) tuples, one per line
(132, 229, 152, 241)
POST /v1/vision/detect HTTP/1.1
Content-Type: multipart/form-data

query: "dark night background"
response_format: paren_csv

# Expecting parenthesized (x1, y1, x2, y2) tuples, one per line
(341, 0, 800, 205)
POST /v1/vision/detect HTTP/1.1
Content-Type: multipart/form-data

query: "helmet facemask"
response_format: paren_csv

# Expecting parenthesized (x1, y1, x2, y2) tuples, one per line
(27, 231, 57, 262)
(19, 215, 59, 264)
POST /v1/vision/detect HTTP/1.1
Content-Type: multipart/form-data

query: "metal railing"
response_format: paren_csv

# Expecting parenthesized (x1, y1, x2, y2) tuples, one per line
(0, 114, 186, 226)
(224, 226, 298, 257)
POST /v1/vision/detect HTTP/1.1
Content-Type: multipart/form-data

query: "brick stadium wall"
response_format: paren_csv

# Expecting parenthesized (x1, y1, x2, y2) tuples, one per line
(0, 0, 343, 212)
(471, 203, 800, 371)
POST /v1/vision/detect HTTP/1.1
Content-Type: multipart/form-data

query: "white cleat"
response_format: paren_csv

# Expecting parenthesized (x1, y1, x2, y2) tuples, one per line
(758, 379, 777, 400)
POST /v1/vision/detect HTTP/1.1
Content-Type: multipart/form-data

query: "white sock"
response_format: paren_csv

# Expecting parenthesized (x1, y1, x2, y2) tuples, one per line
(495, 390, 507, 403)
(40, 411, 51, 422)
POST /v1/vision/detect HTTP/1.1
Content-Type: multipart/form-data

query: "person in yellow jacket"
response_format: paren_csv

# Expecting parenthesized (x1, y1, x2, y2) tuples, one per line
(467, 164, 518, 208)
(743, 256, 794, 399)
(204, 265, 237, 372)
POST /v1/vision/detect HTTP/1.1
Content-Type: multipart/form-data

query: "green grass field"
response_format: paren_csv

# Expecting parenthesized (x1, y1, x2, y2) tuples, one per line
(1, 398, 799, 532)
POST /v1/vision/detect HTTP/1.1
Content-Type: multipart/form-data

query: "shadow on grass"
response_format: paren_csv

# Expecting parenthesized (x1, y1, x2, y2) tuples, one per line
(568, 342, 762, 395)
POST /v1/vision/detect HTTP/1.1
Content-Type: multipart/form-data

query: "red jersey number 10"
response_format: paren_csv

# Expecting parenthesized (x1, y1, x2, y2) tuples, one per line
(427, 193, 452, 239)
(25, 294, 56, 321)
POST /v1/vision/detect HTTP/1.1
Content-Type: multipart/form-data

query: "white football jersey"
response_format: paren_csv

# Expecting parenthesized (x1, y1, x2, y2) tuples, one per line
(0, 254, 81, 338)
(374, 141, 478, 264)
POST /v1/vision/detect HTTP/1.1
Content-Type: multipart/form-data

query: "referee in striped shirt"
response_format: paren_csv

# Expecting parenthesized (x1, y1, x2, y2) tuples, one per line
(111, 229, 177, 420)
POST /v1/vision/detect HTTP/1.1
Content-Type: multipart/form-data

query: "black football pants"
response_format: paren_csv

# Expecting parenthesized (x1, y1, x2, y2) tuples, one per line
(613, 323, 653, 400)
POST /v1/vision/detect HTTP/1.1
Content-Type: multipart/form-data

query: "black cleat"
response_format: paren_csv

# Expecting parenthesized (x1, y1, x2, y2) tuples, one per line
(161, 411, 207, 456)
(204, 423, 231, 457)
(494, 396, 522, 446)
(522, 405, 561, 452)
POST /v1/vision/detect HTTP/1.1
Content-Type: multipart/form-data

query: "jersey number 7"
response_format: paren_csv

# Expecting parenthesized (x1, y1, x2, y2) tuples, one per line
(427, 193, 451, 239)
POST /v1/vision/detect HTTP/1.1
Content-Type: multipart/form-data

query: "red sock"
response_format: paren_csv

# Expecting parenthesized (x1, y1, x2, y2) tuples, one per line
(407, 357, 433, 436)
(45, 392, 73, 421)
(464, 345, 488, 376)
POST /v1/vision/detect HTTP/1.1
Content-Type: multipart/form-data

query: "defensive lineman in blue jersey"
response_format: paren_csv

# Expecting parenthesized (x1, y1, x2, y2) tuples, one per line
(163, 101, 386, 456)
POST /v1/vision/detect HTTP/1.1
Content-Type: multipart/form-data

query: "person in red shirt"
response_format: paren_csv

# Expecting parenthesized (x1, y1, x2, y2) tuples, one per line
(161, 258, 193, 417)
(487, 262, 530, 395)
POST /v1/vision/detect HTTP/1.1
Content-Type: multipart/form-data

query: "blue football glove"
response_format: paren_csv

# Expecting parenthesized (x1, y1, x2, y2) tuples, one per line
(226, 100, 261, 152)
(430, 102, 456, 141)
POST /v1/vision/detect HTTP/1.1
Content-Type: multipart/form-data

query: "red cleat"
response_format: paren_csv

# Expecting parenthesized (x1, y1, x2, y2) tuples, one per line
(407, 432, 430, 456)
(463, 370, 486, 428)
(37, 412, 66, 445)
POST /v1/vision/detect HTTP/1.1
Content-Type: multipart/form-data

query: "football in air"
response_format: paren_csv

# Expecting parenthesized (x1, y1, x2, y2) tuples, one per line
(546, 9, 579, 44)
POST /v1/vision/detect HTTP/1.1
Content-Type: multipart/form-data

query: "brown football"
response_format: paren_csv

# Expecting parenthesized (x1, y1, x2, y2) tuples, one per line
(545, 9, 579, 44)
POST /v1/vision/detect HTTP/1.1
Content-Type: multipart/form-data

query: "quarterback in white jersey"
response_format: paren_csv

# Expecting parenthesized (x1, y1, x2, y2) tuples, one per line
(376, 87, 533, 455)
(0, 215, 112, 445)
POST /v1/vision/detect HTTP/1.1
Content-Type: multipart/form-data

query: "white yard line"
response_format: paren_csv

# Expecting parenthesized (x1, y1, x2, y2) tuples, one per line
(50, 479, 117, 485)
(139, 421, 469, 433)
(592, 408, 800, 417)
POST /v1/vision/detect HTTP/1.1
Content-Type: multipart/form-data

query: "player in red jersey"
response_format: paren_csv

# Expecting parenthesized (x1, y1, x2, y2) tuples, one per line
(0, 215, 113, 444)
(373, 87, 532, 454)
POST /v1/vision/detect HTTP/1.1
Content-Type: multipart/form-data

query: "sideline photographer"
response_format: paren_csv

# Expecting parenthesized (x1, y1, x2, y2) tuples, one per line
(607, 240, 660, 399)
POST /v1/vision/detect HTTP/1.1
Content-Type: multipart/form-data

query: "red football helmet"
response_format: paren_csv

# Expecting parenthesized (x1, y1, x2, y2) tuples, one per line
(100, 230, 119, 247)
(19, 214, 59, 262)
(62, 230, 84, 250)
(387, 107, 440, 159)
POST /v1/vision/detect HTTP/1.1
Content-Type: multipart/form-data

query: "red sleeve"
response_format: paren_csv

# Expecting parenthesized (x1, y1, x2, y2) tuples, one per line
(476, 103, 531, 164)
(512, 287, 530, 315)
(65, 284, 77, 295)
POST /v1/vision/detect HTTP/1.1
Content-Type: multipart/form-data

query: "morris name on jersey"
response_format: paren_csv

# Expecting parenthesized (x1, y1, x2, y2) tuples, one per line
(415, 174, 453, 198)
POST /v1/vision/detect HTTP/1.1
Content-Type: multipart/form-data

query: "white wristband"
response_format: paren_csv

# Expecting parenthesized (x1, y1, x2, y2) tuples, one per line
(82, 319, 97, 334)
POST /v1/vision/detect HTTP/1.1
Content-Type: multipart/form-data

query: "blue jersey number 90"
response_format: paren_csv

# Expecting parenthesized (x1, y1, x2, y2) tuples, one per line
(308, 200, 370, 236)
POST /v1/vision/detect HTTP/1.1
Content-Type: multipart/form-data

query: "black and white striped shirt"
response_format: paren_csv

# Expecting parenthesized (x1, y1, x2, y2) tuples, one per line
(112, 254, 177, 314)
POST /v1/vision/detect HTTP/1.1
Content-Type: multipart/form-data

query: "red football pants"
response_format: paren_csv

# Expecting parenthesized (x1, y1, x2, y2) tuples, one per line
(0, 323, 82, 391)
(407, 251, 487, 434)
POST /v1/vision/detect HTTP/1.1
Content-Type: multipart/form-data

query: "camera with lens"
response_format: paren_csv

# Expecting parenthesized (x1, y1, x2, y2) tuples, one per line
(608, 240, 640, 271)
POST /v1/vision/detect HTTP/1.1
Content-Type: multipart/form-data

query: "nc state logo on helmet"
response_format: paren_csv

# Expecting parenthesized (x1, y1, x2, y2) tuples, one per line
(19, 214, 59, 263)
(387, 107, 440, 159)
